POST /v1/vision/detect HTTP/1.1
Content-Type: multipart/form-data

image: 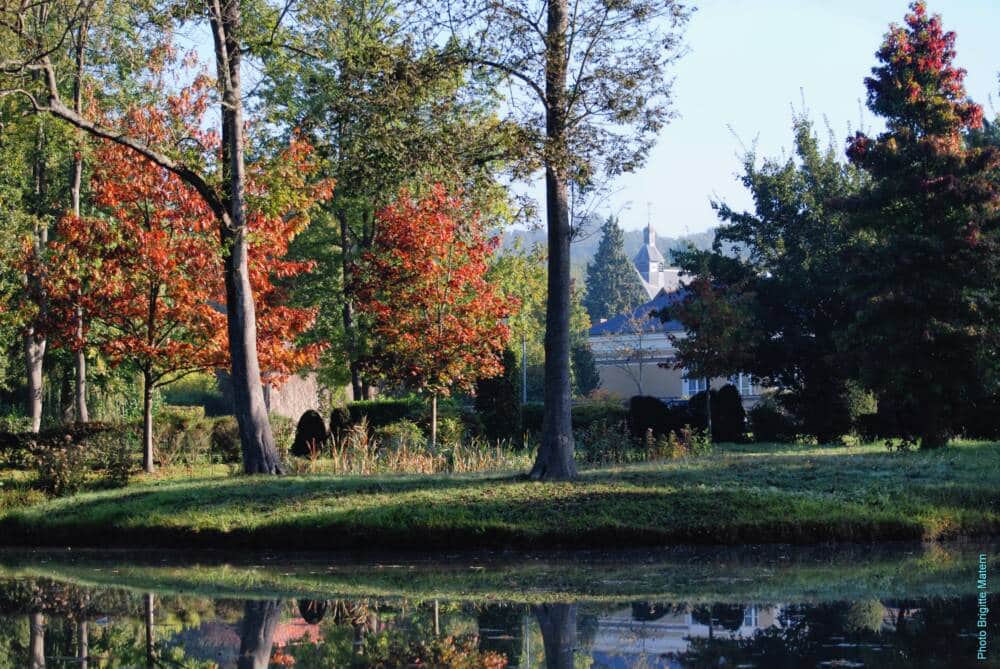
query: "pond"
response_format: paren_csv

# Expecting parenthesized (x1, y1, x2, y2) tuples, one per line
(0, 542, 995, 667)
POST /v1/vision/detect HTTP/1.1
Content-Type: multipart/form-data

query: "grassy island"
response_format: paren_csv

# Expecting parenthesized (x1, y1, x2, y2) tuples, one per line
(1, 441, 998, 551)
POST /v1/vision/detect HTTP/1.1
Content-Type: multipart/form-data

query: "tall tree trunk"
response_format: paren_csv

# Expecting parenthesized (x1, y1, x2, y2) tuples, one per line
(237, 599, 282, 669)
(210, 0, 282, 474)
(71, 18, 89, 423)
(76, 619, 88, 669)
(29, 612, 45, 669)
(530, 0, 576, 481)
(533, 604, 576, 669)
(339, 211, 364, 401)
(142, 369, 154, 473)
(25, 120, 49, 434)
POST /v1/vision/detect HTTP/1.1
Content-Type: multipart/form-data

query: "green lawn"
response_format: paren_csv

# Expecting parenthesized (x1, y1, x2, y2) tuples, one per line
(1, 441, 998, 550)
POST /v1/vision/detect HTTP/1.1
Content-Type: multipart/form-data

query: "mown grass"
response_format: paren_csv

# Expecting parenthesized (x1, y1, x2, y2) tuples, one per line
(0, 440, 998, 550)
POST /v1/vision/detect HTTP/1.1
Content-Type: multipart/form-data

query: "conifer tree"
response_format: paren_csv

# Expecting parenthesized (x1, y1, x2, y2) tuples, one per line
(583, 217, 648, 322)
(843, 2, 1000, 448)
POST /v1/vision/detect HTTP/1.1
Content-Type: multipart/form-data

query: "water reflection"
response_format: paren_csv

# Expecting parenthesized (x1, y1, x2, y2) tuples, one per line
(0, 565, 995, 667)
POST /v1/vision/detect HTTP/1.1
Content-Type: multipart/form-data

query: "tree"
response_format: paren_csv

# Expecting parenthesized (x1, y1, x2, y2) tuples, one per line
(353, 186, 513, 447)
(842, 2, 1000, 448)
(660, 252, 756, 441)
(416, 0, 691, 479)
(44, 82, 326, 473)
(570, 342, 601, 398)
(489, 243, 591, 403)
(706, 115, 867, 443)
(0, 1, 311, 473)
(261, 0, 520, 402)
(583, 217, 647, 323)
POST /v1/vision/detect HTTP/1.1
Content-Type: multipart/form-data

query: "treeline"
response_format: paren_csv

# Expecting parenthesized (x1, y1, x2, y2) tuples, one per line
(667, 3, 1000, 448)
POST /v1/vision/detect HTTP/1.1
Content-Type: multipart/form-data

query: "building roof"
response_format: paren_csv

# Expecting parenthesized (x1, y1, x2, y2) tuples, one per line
(634, 243, 665, 267)
(588, 288, 686, 336)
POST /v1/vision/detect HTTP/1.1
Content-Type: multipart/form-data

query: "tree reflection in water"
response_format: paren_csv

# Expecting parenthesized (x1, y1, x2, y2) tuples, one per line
(0, 576, 995, 667)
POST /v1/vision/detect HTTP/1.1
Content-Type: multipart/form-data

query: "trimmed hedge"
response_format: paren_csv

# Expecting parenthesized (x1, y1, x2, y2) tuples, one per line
(522, 400, 629, 436)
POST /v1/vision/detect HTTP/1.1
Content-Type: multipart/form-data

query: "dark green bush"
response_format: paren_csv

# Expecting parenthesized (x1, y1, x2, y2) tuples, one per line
(329, 405, 351, 441)
(523, 400, 629, 437)
(154, 412, 213, 467)
(749, 398, 797, 443)
(347, 397, 426, 427)
(210, 416, 241, 463)
(688, 385, 747, 442)
(714, 385, 747, 442)
(953, 393, 1000, 439)
(627, 396, 691, 441)
(291, 410, 329, 457)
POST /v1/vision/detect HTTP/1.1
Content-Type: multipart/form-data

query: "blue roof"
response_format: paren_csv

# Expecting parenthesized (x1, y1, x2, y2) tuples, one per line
(589, 288, 686, 336)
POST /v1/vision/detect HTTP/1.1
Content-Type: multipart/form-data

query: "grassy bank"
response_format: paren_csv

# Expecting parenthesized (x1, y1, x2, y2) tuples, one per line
(0, 441, 998, 550)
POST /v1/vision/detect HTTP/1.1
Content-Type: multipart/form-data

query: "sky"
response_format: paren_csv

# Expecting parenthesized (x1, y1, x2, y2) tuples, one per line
(600, 0, 1000, 237)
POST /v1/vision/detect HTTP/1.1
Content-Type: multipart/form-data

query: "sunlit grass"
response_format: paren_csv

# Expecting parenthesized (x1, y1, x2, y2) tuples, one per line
(1, 440, 997, 550)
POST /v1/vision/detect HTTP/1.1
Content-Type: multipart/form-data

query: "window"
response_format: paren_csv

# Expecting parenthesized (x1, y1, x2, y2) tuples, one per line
(682, 375, 707, 397)
(729, 373, 756, 397)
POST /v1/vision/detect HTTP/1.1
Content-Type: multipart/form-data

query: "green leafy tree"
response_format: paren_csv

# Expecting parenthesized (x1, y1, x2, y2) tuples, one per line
(583, 216, 647, 323)
(708, 115, 867, 443)
(842, 2, 1000, 448)
(261, 0, 520, 401)
(417, 0, 691, 479)
(661, 251, 756, 441)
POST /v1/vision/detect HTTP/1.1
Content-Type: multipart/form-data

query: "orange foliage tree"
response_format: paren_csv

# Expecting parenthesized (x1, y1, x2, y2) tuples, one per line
(44, 79, 328, 472)
(352, 186, 514, 446)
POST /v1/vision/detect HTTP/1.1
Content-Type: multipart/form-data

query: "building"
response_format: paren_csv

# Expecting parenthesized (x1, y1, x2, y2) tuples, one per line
(634, 222, 684, 298)
(588, 223, 760, 403)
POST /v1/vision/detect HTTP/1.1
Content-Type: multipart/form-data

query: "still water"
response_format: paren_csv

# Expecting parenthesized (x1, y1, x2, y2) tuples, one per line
(0, 542, 995, 668)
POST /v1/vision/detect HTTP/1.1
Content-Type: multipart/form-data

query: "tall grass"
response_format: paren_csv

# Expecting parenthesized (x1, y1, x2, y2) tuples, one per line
(290, 418, 534, 476)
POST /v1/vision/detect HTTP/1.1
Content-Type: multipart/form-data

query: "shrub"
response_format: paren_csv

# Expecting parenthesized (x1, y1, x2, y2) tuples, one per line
(329, 405, 351, 442)
(154, 412, 213, 467)
(376, 420, 426, 452)
(575, 419, 634, 464)
(687, 387, 745, 442)
(270, 414, 295, 456)
(523, 400, 630, 436)
(954, 393, 1000, 439)
(291, 410, 329, 457)
(749, 398, 797, 443)
(712, 384, 747, 443)
(627, 396, 691, 441)
(210, 416, 241, 463)
(34, 440, 88, 496)
(348, 397, 426, 428)
(90, 429, 134, 488)
(437, 416, 464, 447)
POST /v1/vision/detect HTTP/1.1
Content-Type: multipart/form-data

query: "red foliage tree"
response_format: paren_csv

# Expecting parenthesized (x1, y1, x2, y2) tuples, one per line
(352, 186, 514, 445)
(44, 79, 328, 472)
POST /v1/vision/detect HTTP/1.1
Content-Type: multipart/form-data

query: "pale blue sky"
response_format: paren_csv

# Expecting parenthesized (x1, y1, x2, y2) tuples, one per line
(606, 0, 999, 237)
